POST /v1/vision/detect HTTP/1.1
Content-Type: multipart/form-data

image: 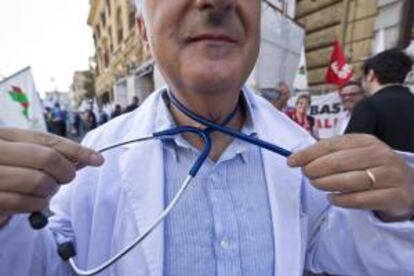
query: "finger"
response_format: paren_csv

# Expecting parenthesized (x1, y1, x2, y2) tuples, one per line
(0, 128, 104, 167)
(311, 170, 375, 193)
(310, 165, 401, 193)
(288, 134, 377, 167)
(301, 145, 384, 179)
(0, 141, 76, 184)
(328, 188, 409, 211)
(0, 192, 49, 214)
(0, 166, 59, 197)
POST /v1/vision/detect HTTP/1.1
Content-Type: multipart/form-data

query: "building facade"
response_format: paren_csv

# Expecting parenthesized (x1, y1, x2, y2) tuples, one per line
(87, 0, 412, 99)
(296, 0, 413, 88)
(87, 0, 153, 108)
(69, 71, 89, 108)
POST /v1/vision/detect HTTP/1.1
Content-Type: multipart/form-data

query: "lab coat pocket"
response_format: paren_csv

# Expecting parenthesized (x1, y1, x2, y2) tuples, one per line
(110, 194, 150, 276)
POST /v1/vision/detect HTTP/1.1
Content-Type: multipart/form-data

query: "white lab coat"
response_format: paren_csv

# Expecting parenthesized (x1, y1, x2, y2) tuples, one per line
(1, 87, 414, 276)
(333, 112, 351, 136)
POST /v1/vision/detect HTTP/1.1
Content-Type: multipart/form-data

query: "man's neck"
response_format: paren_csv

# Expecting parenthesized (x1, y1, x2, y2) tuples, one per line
(370, 83, 403, 95)
(171, 87, 242, 122)
(168, 88, 246, 162)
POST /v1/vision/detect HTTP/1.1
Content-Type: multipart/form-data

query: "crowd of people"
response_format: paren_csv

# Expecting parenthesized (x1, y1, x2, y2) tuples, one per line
(260, 48, 413, 154)
(44, 96, 141, 141)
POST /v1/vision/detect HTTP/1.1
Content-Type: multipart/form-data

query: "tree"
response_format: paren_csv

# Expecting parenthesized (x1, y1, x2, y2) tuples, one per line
(83, 71, 96, 100)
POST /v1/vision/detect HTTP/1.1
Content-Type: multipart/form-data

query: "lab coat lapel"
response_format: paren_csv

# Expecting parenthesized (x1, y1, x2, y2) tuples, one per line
(114, 87, 309, 276)
(246, 89, 307, 276)
(261, 145, 303, 276)
(118, 92, 165, 276)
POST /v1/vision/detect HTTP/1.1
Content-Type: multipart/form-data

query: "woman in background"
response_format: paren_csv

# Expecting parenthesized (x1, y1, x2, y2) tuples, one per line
(286, 94, 318, 138)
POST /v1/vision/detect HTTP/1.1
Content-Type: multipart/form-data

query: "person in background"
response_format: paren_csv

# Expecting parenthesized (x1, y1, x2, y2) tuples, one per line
(84, 110, 97, 131)
(286, 94, 317, 137)
(259, 87, 281, 108)
(346, 48, 414, 152)
(71, 112, 82, 137)
(124, 96, 140, 113)
(98, 109, 109, 125)
(334, 81, 365, 135)
(51, 103, 66, 137)
(111, 104, 123, 119)
(259, 82, 292, 112)
(273, 81, 291, 111)
(43, 107, 54, 133)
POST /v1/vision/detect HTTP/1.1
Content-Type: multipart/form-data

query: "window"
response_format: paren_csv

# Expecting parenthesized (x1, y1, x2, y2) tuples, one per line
(96, 49, 102, 74)
(102, 39, 110, 68)
(128, 4, 136, 30)
(104, 50, 109, 68)
(106, 0, 111, 15)
(93, 34, 98, 47)
(108, 27, 113, 52)
(95, 25, 101, 38)
(101, 12, 106, 27)
(116, 8, 124, 44)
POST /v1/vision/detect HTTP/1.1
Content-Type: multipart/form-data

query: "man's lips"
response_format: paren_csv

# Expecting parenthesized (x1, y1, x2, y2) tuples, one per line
(186, 34, 238, 44)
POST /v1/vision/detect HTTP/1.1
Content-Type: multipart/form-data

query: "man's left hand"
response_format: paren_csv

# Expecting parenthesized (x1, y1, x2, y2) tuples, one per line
(288, 134, 414, 222)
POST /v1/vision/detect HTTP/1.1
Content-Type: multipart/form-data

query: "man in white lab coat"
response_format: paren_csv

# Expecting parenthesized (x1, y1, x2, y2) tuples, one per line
(1, 0, 414, 275)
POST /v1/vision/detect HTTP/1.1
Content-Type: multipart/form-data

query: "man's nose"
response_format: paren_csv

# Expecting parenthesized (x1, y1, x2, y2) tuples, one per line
(196, 0, 236, 13)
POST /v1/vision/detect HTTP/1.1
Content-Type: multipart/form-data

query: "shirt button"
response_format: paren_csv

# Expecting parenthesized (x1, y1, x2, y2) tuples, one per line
(220, 238, 230, 249)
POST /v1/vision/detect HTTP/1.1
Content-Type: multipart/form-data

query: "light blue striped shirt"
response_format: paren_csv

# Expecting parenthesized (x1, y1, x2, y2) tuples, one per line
(157, 93, 275, 275)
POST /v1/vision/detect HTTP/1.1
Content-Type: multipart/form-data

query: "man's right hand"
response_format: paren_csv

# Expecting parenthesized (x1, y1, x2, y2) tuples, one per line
(0, 128, 105, 227)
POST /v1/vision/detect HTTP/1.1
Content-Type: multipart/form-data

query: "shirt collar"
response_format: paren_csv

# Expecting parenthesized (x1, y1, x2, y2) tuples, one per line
(154, 88, 258, 163)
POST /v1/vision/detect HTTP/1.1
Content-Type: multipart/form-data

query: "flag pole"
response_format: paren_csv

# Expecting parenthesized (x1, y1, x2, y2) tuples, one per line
(0, 67, 31, 85)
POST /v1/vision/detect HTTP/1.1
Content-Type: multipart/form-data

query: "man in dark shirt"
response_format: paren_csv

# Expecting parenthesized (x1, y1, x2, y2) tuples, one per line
(111, 104, 123, 119)
(124, 96, 140, 113)
(346, 49, 414, 152)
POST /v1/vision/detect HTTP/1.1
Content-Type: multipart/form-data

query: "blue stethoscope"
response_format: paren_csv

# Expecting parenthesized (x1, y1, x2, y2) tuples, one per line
(29, 90, 292, 276)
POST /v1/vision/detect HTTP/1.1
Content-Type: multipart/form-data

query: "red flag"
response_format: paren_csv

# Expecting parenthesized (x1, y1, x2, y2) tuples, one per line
(325, 40, 353, 86)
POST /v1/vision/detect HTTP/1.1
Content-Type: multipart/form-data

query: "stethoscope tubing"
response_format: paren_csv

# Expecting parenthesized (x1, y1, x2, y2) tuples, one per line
(69, 175, 194, 276)
(30, 90, 292, 276)
(168, 92, 292, 158)
(67, 126, 212, 275)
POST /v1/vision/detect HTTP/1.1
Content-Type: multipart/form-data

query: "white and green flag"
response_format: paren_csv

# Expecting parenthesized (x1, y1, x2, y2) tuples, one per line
(293, 46, 309, 92)
(0, 67, 46, 131)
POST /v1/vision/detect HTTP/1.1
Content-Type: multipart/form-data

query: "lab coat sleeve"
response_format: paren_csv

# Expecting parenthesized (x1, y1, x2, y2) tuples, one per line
(0, 214, 72, 276)
(304, 151, 414, 275)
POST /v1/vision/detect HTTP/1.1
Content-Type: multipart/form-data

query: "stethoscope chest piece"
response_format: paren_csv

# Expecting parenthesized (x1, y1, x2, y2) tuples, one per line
(58, 242, 77, 261)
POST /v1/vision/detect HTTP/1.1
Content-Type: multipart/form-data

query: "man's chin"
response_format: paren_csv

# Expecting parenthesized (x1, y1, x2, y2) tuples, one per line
(185, 70, 244, 94)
